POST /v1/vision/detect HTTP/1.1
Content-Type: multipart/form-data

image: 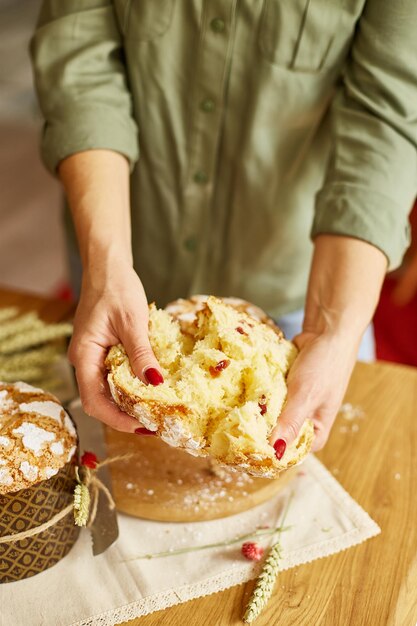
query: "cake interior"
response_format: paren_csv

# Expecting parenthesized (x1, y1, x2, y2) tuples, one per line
(107, 297, 297, 463)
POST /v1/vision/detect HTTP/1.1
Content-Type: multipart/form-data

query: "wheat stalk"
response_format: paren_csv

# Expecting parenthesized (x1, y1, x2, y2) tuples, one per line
(0, 312, 42, 342)
(0, 307, 73, 388)
(243, 493, 293, 623)
(0, 345, 61, 369)
(0, 323, 72, 355)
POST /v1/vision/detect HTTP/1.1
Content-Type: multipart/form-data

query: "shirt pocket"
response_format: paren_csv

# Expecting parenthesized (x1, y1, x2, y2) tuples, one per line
(258, 0, 347, 73)
(114, 0, 175, 41)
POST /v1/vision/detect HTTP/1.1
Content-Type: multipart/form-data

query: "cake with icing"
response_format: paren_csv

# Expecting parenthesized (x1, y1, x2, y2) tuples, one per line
(0, 381, 77, 494)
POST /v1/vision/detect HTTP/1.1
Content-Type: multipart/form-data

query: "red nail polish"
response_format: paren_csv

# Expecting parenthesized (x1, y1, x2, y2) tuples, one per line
(144, 368, 164, 386)
(274, 439, 287, 460)
(134, 427, 156, 436)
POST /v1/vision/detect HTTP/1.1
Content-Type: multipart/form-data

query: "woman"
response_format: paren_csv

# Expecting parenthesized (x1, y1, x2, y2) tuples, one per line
(31, 1, 417, 458)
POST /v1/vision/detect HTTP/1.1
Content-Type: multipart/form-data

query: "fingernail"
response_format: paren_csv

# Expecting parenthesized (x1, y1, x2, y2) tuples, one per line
(134, 427, 156, 436)
(273, 438, 287, 460)
(144, 367, 164, 386)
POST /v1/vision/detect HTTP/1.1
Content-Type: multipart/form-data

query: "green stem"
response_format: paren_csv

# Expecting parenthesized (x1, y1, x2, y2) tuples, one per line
(127, 525, 291, 561)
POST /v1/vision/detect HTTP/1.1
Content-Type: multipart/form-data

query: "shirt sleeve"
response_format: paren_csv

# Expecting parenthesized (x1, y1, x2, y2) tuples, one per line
(312, 0, 417, 269)
(30, 1, 139, 174)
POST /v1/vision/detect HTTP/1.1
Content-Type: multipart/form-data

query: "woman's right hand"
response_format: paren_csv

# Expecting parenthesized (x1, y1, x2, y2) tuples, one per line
(68, 261, 164, 432)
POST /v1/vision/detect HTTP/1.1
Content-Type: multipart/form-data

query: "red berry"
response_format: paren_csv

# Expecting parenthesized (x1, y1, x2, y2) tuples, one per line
(209, 359, 230, 377)
(80, 451, 98, 469)
(241, 542, 264, 562)
(258, 395, 267, 415)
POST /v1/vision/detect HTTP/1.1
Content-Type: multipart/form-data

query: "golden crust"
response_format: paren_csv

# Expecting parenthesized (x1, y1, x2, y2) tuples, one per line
(0, 382, 78, 494)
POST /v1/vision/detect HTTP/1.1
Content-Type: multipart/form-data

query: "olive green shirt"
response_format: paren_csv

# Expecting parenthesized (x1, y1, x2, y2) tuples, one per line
(31, 0, 417, 317)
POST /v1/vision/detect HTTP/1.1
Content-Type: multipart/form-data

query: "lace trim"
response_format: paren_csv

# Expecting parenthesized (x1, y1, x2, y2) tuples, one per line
(71, 456, 380, 626)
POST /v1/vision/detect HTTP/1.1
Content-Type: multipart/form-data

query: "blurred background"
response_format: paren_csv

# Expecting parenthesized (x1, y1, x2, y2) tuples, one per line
(0, 0, 416, 365)
(0, 0, 69, 299)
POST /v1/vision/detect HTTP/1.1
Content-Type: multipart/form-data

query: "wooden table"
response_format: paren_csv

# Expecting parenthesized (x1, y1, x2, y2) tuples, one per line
(2, 287, 417, 626)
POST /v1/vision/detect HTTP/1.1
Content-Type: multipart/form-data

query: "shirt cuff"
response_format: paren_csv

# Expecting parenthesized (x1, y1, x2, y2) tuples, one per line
(312, 183, 411, 270)
(41, 104, 139, 175)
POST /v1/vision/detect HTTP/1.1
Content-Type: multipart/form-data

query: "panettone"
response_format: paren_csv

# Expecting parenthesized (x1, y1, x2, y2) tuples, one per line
(0, 381, 79, 583)
(0, 381, 77, 494)
(106, 296, 314, 478)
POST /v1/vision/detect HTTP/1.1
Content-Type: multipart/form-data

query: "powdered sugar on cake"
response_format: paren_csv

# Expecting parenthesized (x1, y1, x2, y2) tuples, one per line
(13, 422, 56, 456)
(19, 400, 64, 424)
(0, 382, 78, 494)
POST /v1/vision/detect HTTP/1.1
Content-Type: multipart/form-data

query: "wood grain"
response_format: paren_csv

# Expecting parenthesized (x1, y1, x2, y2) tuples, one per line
(105, 430, 298, 522)
(1, 288, 416, 626)
(121, 361, 417, 626)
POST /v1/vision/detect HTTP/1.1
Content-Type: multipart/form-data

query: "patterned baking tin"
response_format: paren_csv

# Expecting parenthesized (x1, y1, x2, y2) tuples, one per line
(0, 455, 80, 583)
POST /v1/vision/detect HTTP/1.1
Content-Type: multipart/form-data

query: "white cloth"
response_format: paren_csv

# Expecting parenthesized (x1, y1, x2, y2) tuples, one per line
(1, 455, 380, 626)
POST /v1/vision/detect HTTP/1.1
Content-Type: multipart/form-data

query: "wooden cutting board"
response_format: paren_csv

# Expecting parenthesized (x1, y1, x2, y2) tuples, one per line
(105, 428, 298, 522)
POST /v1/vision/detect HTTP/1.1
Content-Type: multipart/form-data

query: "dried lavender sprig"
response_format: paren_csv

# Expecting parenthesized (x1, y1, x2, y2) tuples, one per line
(127, 525, 291, 561)
(243, 493, 294, 624)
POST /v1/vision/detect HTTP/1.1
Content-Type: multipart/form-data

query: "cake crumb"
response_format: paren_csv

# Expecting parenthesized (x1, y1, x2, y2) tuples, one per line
(339, 403, 365, 421)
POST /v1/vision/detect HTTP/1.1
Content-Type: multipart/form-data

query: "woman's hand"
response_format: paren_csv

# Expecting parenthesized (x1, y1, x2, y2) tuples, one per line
(68, 262, 163, 432)
(270, 329, 359, 453)
(270, 235, 387, 456)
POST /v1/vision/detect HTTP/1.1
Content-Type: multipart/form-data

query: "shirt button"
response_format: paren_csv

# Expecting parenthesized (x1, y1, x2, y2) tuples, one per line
(210, 18, 225, 33)
(193, 170, 208, 184)
(200, 97, 215, 113)
(184, 236, 198, 252)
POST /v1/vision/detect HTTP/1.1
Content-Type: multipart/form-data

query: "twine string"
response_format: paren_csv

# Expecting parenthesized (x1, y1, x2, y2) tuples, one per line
(0, 504, 73, 544)
(80, 453, 134, 527)
(0, 452, 134, 543)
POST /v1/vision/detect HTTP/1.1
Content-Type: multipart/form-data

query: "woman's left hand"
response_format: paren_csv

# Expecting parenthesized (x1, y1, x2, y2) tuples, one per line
(269, 328, 359, 453)
(269, 234, 387, 457)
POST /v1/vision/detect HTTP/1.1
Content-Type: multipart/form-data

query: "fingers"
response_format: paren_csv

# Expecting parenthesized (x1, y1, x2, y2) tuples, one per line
(269, 376, 314, 456)
(269, 337, 347, 457)
(310, 419, 330, 452)
(269, 383, 334, 457)
(69, 338, 152, 434)
(115, 309, 164, 385)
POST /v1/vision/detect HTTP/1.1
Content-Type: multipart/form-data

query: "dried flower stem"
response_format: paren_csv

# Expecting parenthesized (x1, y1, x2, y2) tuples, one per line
(243, 493, 294, 624)
(127, 525, 291, 561)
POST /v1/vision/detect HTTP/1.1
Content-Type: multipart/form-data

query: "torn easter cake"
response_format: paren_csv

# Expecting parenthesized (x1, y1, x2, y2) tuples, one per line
(106, 296, 314, 478)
